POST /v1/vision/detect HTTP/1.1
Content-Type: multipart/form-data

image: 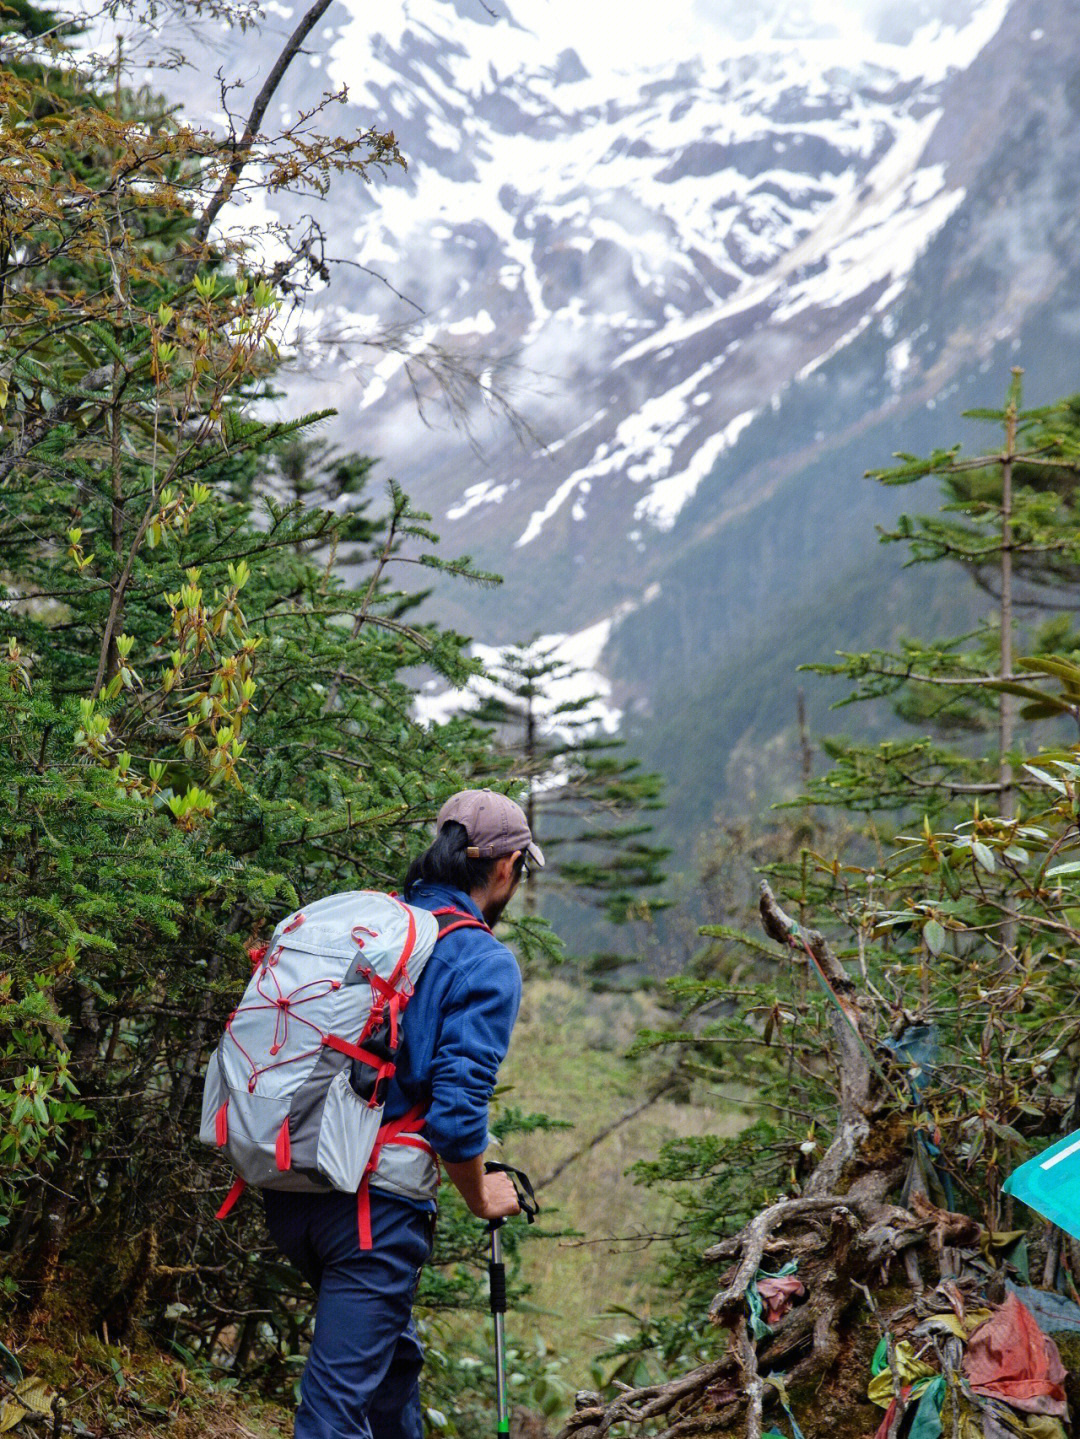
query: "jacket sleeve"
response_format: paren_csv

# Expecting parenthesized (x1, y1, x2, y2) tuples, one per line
(424, 940, 522, 1163)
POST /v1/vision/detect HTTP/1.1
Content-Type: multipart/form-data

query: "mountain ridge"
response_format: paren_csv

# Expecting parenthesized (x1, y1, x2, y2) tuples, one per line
(133, 0, 1080, 832)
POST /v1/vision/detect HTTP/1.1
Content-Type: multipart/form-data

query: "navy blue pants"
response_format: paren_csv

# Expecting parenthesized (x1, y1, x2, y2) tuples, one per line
(264, 1188, 434, 1439)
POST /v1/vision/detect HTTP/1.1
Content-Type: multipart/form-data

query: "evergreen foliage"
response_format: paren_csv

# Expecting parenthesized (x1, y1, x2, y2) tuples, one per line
(0, 12, 670, 1433)
(11, 6, 1080, 1437)
(587, 378, 1080, 1431)
(0, 13, 556, 1431)
(472, 642, 669, 974)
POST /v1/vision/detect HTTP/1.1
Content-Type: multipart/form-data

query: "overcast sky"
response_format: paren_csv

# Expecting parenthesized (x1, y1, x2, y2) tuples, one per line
(326, 0, 994, 88)
(348, 0, 858, 69)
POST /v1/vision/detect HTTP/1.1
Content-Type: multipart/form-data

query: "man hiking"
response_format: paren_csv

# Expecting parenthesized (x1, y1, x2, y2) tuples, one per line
(262, 789, 544, 1439)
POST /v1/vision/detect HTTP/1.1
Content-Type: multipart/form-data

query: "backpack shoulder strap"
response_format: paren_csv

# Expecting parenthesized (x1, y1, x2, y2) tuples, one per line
(431, 906, 493, 940)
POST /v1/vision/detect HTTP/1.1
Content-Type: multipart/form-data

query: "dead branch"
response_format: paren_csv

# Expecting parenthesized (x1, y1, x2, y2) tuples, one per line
(182, 0, 335, 278)
(536, 1079, 675, 1191)
(734, 1317, 762, 1439)
(556, 883, 936, 1439)
(758, 880, 875, 1193)
(705, 1196, 854, 1318)
(0, 365, 113, 484)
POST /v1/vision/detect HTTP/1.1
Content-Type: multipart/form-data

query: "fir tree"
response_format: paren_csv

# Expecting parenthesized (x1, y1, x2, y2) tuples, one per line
(472, 641, 669, 951)
(0, 15, 530, 1421)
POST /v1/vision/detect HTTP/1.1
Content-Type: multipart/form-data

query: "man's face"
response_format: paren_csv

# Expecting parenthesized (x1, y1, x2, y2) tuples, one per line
(479, 851, 525, 926)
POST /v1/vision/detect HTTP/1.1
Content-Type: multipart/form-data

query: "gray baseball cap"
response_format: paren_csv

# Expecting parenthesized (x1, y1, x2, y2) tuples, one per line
(436, 789, 545, 868)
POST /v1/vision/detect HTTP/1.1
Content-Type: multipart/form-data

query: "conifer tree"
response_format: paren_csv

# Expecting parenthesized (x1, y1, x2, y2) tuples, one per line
(806, 370, 1080, 818)
(0, 9, 511, 1399)
(575, 378, 1080, 1435)
(472, 641, 669, 940)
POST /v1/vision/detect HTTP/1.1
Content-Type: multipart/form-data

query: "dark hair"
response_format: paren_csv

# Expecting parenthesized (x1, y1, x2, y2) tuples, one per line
(403, 820, 496, 897)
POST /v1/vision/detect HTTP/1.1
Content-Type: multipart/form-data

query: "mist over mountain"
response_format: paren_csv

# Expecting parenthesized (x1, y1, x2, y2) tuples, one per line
(135, 0, 1080, 841)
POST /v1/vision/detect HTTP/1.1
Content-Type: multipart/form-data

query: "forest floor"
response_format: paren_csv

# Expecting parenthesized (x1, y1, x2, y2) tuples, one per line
(3, 1284, 294, 1438)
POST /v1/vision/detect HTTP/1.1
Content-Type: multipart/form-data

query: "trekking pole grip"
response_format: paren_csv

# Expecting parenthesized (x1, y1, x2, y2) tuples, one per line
(483, 1160, 539, 1222)
(488, 1243, 508, 1315)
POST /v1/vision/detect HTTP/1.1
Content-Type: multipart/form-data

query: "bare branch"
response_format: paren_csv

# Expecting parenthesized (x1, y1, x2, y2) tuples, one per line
(182, 0, 335, 279)
(535, 1080, 674, 1190)
(0, 365, 114, 484)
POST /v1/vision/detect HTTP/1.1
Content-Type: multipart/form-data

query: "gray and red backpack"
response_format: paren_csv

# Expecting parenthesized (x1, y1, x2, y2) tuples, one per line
(199, 890, 489, 1247)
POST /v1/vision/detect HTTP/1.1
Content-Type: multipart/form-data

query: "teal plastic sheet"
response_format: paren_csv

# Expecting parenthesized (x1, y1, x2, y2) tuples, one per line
(1002, 1129, 1080, 1239)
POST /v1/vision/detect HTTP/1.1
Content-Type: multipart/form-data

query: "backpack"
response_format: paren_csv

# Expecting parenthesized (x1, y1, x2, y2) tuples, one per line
(198, 890, 489, 1247)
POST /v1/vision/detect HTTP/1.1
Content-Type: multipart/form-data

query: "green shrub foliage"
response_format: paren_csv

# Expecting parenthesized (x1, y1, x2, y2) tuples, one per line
(614, 380, 1080, 1394)
(0, 10, 535, 1421)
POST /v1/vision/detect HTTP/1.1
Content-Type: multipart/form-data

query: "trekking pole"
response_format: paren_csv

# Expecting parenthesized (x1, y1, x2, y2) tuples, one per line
(483, 1162, 538, 1438)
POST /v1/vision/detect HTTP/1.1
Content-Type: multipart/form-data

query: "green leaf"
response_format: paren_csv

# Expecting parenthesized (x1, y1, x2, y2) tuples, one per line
(984, 680, 1068, 706)
(1023, 765, 1068, 794)
(1018, 655, 1080, 690)
(923, 919, 946, 956)
(1020, 700, 1075, 721)
(939, 859, 962, 898)
(0, 1340, 22, 1386)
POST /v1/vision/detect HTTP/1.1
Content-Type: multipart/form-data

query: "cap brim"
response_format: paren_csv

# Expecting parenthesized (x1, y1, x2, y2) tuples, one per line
(526, 841, 545, 869)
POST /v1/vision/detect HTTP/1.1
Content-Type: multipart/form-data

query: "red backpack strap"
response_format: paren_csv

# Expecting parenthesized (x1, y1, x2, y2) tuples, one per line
(357, 1103, 434, 1249)
(215, 1175, 247, 1220)
(431, 906, 493, 940)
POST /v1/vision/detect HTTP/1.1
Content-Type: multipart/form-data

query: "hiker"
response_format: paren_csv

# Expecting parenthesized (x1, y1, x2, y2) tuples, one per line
(262, 789, 544, 1439)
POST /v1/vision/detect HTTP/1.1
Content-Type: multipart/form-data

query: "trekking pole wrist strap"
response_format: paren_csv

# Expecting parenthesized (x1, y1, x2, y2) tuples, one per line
(483, 1160, 539, 1222)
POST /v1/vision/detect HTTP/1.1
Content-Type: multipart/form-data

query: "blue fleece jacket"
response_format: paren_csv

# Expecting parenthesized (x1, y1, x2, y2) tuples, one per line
(382, 882, 522, 1163)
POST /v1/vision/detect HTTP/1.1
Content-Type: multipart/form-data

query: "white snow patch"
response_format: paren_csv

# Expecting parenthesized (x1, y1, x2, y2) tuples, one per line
(635, 409, 756, 529)
(537, 410, 610, 458)
(517, 355, 731, 545)
(446, 480, 509, 520)
(796, 314, 873, 381)
(414, 617, 628, 736)
(443, 310, 496, 337)
(886, 337, 913, 390)
(355, 348, 411, 411)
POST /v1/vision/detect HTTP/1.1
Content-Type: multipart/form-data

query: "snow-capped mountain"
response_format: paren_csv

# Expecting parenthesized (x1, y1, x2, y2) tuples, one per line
(288, 0, 1009, 551)
(140, 0, 1080, 829)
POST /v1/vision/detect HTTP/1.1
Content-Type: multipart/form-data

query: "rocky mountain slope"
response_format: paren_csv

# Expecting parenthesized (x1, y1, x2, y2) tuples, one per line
(143, 0, 1080, 832)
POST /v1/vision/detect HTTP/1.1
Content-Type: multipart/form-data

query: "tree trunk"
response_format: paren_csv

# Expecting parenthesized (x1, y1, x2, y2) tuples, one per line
(998, 377, 1018, 967)
(21, 983, 101, 1304)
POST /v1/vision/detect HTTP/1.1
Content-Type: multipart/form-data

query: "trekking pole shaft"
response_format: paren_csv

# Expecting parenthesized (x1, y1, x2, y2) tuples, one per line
(493, 1311, 508, 1435)
(490, 1223, 509, 1436)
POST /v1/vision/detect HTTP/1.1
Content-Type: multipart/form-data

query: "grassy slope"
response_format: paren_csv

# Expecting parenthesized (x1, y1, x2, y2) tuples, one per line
(495, 979, 745, 1376)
